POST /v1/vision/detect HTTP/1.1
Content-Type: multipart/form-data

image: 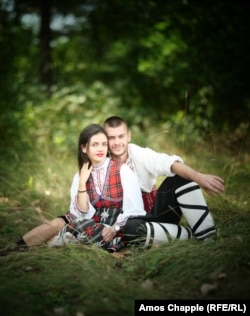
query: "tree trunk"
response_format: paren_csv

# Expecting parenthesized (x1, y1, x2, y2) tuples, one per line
(39, 0, 52, 90)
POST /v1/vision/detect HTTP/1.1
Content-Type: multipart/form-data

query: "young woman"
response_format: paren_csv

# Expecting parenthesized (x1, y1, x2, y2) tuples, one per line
(15, 124, 146, 251)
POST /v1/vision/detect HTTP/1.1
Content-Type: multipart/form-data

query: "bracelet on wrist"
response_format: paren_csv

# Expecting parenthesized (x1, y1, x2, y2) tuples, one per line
(78, 190, 87, 193)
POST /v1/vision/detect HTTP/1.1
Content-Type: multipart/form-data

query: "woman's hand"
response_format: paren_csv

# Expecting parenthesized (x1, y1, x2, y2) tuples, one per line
(79, 163, 92, 188)
(77, 163, 92, 212)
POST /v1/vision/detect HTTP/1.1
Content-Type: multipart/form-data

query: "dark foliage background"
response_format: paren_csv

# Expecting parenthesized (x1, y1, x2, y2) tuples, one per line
(0, 0, 249, 155)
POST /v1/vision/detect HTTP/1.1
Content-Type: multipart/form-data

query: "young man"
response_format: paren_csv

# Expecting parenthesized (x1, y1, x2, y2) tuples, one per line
(103, 116, 225, 245)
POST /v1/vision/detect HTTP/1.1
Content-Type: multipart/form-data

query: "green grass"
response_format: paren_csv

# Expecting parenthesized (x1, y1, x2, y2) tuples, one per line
(0, 130, 249, 316)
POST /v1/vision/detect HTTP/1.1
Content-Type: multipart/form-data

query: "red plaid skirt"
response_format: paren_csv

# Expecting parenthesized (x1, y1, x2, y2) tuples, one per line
(142, 187, 157, 212)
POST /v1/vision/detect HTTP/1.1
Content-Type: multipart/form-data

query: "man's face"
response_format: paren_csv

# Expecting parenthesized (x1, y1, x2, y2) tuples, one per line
(104, 123, 131, 159)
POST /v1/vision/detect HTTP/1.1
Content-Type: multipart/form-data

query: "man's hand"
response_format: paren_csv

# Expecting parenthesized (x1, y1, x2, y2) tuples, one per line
(197, 173, 225, 196)
(102, 226, 116, 243)
(171, 162, 225, 196)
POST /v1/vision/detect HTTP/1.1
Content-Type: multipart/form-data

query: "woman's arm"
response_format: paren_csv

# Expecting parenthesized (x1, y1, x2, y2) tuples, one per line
(69, 166, 95, 219)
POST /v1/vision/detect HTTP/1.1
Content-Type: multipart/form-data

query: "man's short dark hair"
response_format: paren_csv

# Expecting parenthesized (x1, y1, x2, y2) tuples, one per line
(103, 116, 128, 128)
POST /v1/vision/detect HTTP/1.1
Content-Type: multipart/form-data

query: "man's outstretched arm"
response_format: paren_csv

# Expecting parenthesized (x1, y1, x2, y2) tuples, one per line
(171, 161, 225, 196)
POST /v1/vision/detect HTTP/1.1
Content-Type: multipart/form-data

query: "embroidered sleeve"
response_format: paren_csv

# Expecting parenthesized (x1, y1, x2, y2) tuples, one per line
(69, 172, 95, 219)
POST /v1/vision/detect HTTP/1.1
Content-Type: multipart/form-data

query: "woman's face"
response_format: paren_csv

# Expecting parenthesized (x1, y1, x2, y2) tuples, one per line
(83, 132, 108, 165)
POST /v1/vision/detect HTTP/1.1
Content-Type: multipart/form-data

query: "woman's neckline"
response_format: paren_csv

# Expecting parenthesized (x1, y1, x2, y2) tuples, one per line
(92, 157, 110, 170)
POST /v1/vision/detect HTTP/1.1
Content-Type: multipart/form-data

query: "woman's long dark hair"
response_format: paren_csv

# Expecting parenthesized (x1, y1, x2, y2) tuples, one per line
(77, 124, 108, 170)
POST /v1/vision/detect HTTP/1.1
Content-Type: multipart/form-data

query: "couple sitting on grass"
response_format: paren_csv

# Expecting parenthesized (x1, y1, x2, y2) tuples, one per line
(14, 116, 225, 253)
